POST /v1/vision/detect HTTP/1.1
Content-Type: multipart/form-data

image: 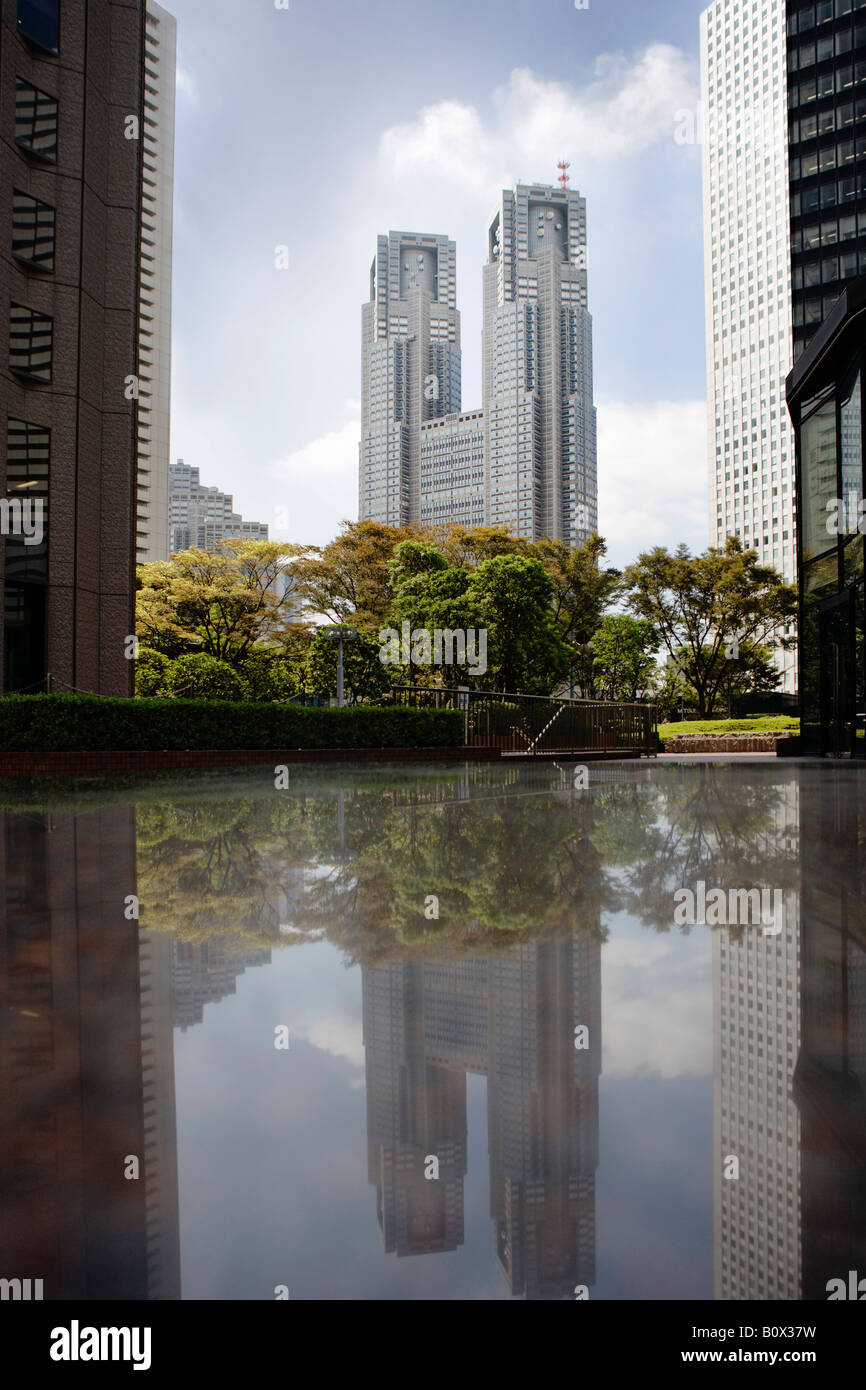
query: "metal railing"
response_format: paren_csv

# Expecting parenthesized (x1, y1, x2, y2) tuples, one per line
(389, 686, 658, 757)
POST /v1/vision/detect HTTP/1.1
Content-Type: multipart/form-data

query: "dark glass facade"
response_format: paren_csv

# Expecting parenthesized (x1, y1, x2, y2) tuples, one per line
(787, 0, 866, 361)
(788, 275, 866, 754)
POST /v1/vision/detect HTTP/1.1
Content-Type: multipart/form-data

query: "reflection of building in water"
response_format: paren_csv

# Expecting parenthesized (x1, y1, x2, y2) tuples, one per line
(363, 933, 601, 1298)
(172, 940, 271, 1031)
(0, 810, 152, 1298)
(139, 928, 180, 1299)
(794, 772, 866, 1300)
(713, 778, 802, 1300)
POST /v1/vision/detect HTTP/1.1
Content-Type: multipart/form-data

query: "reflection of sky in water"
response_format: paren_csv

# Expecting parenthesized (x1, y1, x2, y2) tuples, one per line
(2, 760, 863, 1300)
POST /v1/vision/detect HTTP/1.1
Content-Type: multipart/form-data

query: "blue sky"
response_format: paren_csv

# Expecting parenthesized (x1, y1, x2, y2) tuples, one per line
(167, 0, 712, 567)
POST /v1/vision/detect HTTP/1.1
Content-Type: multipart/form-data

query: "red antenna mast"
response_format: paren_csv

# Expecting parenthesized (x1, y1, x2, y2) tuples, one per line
(557, 159, 570, 190)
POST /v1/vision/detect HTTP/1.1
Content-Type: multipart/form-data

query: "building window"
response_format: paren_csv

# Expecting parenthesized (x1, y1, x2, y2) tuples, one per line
(9, 304, 53, 382)
(16, 0, 60, 55)
(14, 80, 58, 162)
(12, 193, 55, 272)
(3, 419, 49, 693)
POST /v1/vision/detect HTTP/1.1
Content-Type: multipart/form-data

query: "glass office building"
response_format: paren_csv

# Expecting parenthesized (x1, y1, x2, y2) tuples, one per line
(787, 0, 866, 364)
(787, 273, 866, 753)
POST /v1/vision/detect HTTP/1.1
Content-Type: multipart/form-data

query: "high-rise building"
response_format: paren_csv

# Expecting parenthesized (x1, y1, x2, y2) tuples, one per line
(713, 777, 802, 1300)
(362, 930, 601, 1296)
(701, 0, 797, 688)
(168, 459, 269, 553)
(419, 408, 485, 529)
(1, 0, 145, 696)
(786, 0, 866, 364)
(359, 185, 598, 543)
(136, 0, 176, 564)
(483, 183, 597, 544)
(359, 231, 461, 526)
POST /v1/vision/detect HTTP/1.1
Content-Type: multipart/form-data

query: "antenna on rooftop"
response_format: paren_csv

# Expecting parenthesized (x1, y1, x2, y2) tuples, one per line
(557, 159, 571, 190)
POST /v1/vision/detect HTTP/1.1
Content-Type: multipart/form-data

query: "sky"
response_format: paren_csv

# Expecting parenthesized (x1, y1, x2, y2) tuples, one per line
(166, 0, 713, 570)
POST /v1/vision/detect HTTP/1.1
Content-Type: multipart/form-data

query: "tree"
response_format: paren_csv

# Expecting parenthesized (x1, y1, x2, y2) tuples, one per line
(389, 541, 487, 686)
(624, 538, 797, 717)
(236, 647, 301, 701)
(162, 653, 247, 701)
(303, 628, 392, 703)
(469, 554, 574, 693)
(531, 536, 622, 695)
(591, 615, 659, 702)
(678, 638, 780, 716)
(137, 540, 303, 665)
(292, 521, 413, 628)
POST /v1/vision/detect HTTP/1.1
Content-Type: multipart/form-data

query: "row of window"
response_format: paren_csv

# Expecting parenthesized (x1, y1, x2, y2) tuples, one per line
(790, 170, 866, 212)
(788, 27, 866, 72)
(792, 248, 866, 287)
(790, 96, 866, 140)
(789, 135, 866, 175)
(788, 0, 866, 34)
(792, 208, 866, 248)
(789, 60, 866, 105)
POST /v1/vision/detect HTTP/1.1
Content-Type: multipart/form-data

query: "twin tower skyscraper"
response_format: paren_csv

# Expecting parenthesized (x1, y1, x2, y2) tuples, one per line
(359, 182, 598, 545)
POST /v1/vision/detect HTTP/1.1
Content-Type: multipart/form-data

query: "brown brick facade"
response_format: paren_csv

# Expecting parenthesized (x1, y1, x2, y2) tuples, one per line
(0, 0, 143, 695)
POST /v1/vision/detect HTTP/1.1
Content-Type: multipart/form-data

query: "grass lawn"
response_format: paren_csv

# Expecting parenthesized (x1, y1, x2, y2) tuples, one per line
(658, 715, 799, 741)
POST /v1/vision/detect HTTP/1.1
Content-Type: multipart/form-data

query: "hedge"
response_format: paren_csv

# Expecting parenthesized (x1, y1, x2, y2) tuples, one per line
(0, 694, 466, 753)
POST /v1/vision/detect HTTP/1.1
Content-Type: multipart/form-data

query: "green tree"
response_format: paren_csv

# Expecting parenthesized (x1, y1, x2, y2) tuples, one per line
(293, 521, 414, 628)
(469, 554, 574, 693)
(531, 536, 622, 696)
(303, 628, 392, 703)
(625, 538, 796, 717)
(162, 653, 247, 701)
(137, 540, 303, 665)
(591, 615, 659, 702)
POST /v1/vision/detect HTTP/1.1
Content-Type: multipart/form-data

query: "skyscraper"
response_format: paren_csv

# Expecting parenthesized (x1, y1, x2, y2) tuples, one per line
(136, 0, 176, 564)
(786, 0, 866, 364)
(359, 231, 461, 526)
(358, 182, 598, 543)
(1, 0, 144, 696)
(713, 778, 802, 1300)
(701, 0, 797, 689)
(483, 182, 597, 544)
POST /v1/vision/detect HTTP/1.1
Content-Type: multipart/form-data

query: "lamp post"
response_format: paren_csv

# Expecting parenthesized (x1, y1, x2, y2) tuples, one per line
(323, 626, 358, 708)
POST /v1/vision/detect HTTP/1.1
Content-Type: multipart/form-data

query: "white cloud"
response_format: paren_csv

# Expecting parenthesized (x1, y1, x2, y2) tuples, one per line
(601, 926, 713, 1078)
(299, 1015, 366, 1071)
(269, 417, 360, 548)
(377, 46, 699, 196)
(597, 399, 708, 568)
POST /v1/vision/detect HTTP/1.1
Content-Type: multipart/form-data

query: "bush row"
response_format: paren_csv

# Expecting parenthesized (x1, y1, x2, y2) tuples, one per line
(0, 694, 466, 753)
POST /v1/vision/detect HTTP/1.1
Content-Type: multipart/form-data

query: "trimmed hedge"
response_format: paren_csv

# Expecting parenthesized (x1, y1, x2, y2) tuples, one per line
(0, 694, 466, 753)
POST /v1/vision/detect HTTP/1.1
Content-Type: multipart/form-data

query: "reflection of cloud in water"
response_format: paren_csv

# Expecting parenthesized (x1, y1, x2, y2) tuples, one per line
(601, 921, 712, 1079)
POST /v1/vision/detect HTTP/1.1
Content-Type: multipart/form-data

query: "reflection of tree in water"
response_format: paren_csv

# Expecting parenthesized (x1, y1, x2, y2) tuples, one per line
(136, 774, 610, 961)
(135, 764, 801, 959)
(590, 764, 800, 934)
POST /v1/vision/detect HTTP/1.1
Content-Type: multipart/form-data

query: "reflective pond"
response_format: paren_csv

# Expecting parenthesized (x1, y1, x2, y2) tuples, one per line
(1, 759, 863, 1300)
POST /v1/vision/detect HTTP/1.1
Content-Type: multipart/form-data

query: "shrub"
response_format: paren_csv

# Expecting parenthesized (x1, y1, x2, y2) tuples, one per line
(0, 694, 466, 752)
(135, 647, 172, 697)
(237, 649, 299, 702)
(162, 653, 246, 702)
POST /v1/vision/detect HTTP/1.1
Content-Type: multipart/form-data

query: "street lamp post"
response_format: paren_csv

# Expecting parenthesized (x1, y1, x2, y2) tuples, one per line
(323, 626, 358, 708)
